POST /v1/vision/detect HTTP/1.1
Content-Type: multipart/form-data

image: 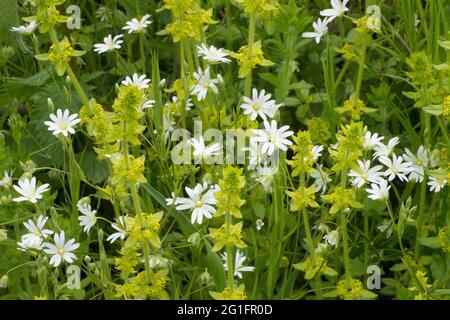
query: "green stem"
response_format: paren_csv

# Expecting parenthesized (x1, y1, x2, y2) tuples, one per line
(340, 170, 351, 286)
(226, 214, 234, 292)
(244, 12, 256, 97)
(122, 125, 152, 281)
(354, 39, 368, 99)
(414, 180, 427, 260)
(139, 33, 146, 73)
(48, 27, 91, 113)
(341, 212, 351, 287)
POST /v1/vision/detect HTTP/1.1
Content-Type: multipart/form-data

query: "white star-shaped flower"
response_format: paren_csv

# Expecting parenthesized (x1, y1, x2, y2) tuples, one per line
(10, 20, 37, 35)
(221, 250, 255, 279)
(320, 0, 350, 21)
(366, 179, 391, 201)
(379, 154, 413, 182)
(121, 73, 151, 90)
(302, 17, 331, 44)
(93, 34, 123, 54)
(107, 216, 128, 243)
(175, 183, 219, 225)
(348, 160, 384, 188)
(191, 137, 222, 164)
(43, 231, 80, 267)
(427, 176, 447, 192)
(190, 67, 219, 101)
(77, 203, 97, 234)
(13, 177, 50, 203)
(21, 215, 53, 248)
(122, 14, 152, 33)
(44, 109, 81, 137)
(240, 88, 280, 121)
(402, 146, 428, 183)
(253, 120, 294, 156)
(197, 44, 230, 64)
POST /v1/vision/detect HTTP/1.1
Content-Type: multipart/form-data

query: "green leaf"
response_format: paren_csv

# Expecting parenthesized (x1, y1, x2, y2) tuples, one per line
(439, 40, 450, 50)
(423, 104, 443, 116)
(77, 151, 109, 184)
(418, 237, 440, 249)
(141, 184, 226, 291)
(141, 184, 195, 235)
(0, 0, 19, 44)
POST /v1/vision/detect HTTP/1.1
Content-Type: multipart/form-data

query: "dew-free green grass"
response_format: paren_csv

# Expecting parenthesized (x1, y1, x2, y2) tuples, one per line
(0, 0, 449, 300)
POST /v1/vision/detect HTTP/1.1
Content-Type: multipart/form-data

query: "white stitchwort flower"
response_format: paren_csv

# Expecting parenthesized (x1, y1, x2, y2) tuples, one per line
(121, 73, 151, 90)
(13, 177, 50, 203)
(43, 231, 80, 267)
(402, 146, 428, 183)
(242, 138, 270, 170)
(96, 6, 111, 21)
(93, 34, 123, 54)
(0, 229, 7, 241)
(197, 44, 230, 64)
(10, 20, 37, 35)
(320, 0, 350, 21)
(140, 99, 156, 111)
(122, 14, 152, 33)
(253, 166, 278, 192)
(165, 192, 179, 206)
(18, 237, 44, 252)
(0, 171, 12, 188)
(363, 130, 384, 150)
(44, 109, 81, 137)
(176, 183, 218, 225)
(427, 176, 447, 193)
(373, 137, 399, 159)
(377, 219, 394, 239)
(22, 215, 53, 247)
(302, 17, 330, 44)
(191, 136, 222, 163)
(311, 145, 324, 161)
(240, 88, 280, 121)
(253, 120, 294, 156)
(221, 250, 255, 279)
(107, 216, 127, 243)
(366, 179, 391, 201)
(256, 219, 265, 231)
(190, 67, 219, 101)
(311, 165, 331, 194)
(323, 229, 339, 247)
(379, 154, 412, 182)
(78, 203, 97, 234)
(348, 160, 384, 188)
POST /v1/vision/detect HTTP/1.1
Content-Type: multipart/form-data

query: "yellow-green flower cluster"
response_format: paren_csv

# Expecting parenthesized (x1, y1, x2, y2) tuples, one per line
(329, 121, 364, 172)
(306, 117, 331, 145)
(214, 166, 246, 219)
(24, 0, 68, 33)
(336, 279, 376, 300)
(287, 131, 315, 176)
(334, 95, 376, 120)
(438, 227, 450, 253)
(228, 41, 274, 78)
(286, 185, 318, 212)
(293, 256, 337, 280)
(114, 212, 167, 299)
(322, 187, 362, 215)
(115, 270, 169, 300)
(234, 0, 281, 19)
(35, 37, 85, 76)
(406, 52, 434, 86)
(210, 284, 247, 300)
(160, 0, 217, 42)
